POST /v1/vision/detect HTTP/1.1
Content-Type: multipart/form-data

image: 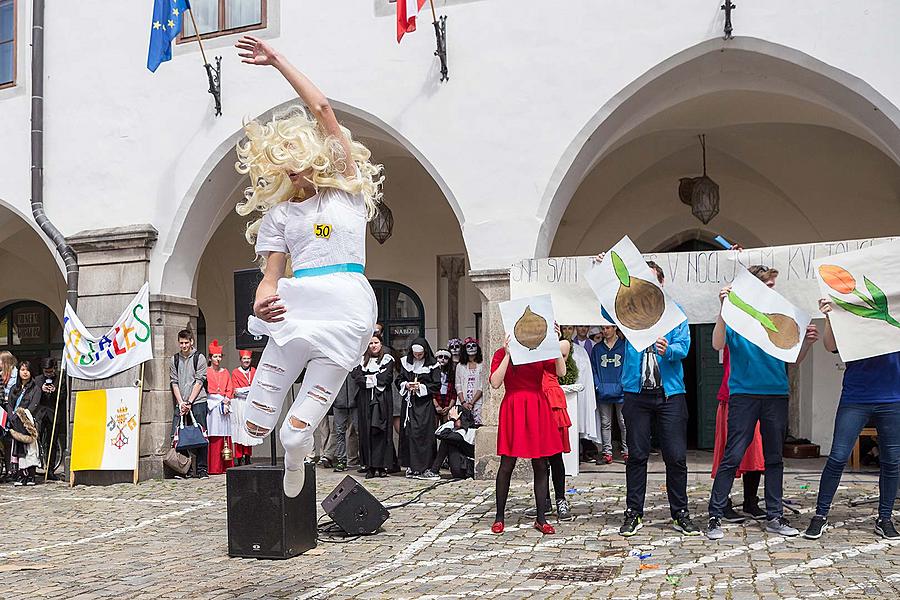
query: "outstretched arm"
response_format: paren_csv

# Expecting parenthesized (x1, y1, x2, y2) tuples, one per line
(236, 36, 354, 177)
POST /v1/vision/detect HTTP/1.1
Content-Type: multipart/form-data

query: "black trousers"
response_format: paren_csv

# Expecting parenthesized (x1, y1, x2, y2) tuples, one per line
(622, 392, 689, 517)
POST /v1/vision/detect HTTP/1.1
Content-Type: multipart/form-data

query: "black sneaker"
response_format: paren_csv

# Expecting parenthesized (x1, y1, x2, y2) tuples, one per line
(557, 498, 573, 521)
(803, 515, 828, 540)
(332, 461, 347, 472)
(875, 518, 900, 540)
(742, 501, 767, 521)
(722, 500, 747, 523)
(619, 509, 643, 537)
(197, 471, 209, 480)
(672, 510, 700, 536)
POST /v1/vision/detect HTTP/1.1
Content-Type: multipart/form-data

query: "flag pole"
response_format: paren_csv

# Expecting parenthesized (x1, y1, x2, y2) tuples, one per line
(185, 7, 210, 66)
(133, 362, 145, 485)
(44, 358, 66, 483)
(185, 7, 223, 116)
(428, 0, 438, 22)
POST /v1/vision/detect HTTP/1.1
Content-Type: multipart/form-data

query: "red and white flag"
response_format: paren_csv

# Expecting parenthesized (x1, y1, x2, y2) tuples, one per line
(397, 0, 428, 43)
(0, 405, 7, 429)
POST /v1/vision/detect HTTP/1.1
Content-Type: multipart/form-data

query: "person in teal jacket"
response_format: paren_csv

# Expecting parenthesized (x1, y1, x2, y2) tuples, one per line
(597, 257, 700, 538)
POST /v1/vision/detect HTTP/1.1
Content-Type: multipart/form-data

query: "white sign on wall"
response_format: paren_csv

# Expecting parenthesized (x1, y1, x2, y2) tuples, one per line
(510, 237, 897, 325)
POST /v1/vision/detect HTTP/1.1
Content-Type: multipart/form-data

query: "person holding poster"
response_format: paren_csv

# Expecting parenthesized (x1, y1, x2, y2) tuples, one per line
(233, 36, 381, 497)
(610, 261, 699, 537)
(230, 350, 258, 466)
(707, 266, 819, 541)
(803, 300, 900, 541)
(489, 330, 567, 535)
(205, 340, 234, 475)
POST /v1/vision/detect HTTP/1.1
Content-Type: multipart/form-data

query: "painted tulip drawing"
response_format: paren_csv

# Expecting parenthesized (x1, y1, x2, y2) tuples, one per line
(818, 265, 900, 328)
(727, 290, 801, 349)
(611, 251, 665, 330)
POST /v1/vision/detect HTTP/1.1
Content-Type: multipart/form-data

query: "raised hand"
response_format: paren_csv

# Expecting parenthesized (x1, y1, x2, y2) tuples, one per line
(235, 35, 280, 67)
(818, 298, 833, 317)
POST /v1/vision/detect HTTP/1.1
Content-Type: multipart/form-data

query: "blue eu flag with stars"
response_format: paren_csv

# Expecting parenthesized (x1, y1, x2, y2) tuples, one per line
(147, 0, 191, 72)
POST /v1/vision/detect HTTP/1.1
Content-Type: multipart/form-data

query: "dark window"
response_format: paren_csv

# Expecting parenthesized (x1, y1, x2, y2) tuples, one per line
(0, 301, 63, 366)
(0, 0, 15, 87)
(370, 280, 425, 357)
(179, 0, 265, 42)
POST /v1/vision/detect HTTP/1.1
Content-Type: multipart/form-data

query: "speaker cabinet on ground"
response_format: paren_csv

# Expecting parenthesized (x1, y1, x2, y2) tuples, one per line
(226, 464, 317, 559)
(321, 475, 389, 535)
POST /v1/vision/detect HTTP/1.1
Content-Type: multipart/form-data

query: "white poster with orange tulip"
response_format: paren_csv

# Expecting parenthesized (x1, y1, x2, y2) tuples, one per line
(813, 240, 900, 362)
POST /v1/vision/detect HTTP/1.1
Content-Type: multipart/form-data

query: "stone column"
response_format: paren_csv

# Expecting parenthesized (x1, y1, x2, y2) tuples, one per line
(469, 267, 531, 480)
(68, 225, 162, 483)
(439, 255, 466, 339)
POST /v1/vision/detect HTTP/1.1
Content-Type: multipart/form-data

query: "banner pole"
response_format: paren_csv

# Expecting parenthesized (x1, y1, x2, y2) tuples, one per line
(45, 358, 66, 483)
(133, 362, 145, 484)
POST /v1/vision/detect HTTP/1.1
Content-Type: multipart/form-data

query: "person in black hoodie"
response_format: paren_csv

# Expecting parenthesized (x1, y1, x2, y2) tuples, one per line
(350, 336, 396, 478)
(5, 361, 43, 486)
(397, 338, 440, 479)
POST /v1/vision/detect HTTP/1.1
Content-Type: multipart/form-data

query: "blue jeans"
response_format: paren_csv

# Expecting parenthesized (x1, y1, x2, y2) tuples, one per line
(815, 402, 900, 520)
(622, 392, 689, 517)
(709, 394, 788, 520)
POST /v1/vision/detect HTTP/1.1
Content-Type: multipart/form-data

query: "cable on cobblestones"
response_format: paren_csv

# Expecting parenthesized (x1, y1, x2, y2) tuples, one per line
(315, 479, 456, 543)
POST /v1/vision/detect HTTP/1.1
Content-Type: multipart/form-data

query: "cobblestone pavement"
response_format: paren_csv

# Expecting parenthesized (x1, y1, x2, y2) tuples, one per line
(2, 454, 899, 599)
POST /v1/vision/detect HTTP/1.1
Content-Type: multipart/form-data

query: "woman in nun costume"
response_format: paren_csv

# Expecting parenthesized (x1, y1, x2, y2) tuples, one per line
(350, 336, 396, 479)
(397, 338, 440, 479)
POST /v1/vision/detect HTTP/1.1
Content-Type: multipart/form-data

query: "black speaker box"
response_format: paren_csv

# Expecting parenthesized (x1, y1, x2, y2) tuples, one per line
(321, 476, 390, 535)
(226, 464, 317, 559)
(233, 268, 267, 351)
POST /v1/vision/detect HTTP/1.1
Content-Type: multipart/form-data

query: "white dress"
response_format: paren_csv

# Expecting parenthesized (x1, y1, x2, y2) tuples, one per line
(248, 184, 378, 371)
(571, 343, 601, 443)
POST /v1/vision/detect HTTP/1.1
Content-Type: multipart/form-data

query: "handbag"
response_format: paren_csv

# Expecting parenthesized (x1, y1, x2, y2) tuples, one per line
(163, 444, 191, 475)
(174, 411, 208, 452)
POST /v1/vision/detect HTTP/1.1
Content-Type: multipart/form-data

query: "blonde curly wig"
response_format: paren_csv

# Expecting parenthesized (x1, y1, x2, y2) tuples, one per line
(235, 105, 383, 248)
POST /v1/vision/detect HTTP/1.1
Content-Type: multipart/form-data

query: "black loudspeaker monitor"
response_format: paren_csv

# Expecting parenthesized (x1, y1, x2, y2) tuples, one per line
(226, 464, 317, 559)
(321, 476, 390, 535)
(234, 268, 267, 351)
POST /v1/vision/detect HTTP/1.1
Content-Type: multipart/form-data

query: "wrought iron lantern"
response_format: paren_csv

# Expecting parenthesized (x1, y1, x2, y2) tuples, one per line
(678, 135, 720, 225)
(368, 201, 394, 244)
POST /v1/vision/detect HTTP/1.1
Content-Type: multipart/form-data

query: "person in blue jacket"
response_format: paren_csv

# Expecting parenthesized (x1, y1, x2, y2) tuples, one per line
(591, 325, 628, 464)
(707, 265, 819, 541)
(597, 258, 699, 537)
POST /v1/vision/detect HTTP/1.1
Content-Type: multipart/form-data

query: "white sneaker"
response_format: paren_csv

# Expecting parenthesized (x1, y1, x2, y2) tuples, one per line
(283, 467, 306, 498)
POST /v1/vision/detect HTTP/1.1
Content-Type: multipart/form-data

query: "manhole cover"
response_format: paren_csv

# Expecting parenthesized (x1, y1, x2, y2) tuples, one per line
(528, 564, 621, 582)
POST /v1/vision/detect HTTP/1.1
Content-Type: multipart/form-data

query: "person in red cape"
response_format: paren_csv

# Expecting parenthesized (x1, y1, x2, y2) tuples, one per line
(230, 350, 258, 465)
(490, 330, 567, 535)
(206, 340, 234, 474)
(711, 345, 766, 522)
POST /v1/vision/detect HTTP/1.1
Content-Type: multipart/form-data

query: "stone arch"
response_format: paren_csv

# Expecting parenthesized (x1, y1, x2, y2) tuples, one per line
(155, 99, 464, 299)
(537, 36, 900, 258)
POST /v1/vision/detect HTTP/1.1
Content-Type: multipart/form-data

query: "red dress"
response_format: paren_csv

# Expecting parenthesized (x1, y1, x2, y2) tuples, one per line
(492, 349, 566, 459)
(711, 346, 765, 478)
(542, 370, 571, 454)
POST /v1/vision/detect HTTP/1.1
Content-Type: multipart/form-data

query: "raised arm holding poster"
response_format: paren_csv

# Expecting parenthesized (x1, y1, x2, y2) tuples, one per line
(498, 294, 560, 365)
(722, 266, 811, 362)
(585, 236, 687, 352)
(813, 239, 900, 361)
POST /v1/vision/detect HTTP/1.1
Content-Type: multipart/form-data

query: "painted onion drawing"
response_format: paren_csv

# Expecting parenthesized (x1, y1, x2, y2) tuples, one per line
(611, 252, 665, 330)
(728, 291, 800, 349)
(514, 306, 547, 350)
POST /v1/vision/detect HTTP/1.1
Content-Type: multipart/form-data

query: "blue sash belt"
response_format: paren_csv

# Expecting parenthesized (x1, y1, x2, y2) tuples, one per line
(293, 263, 364, 278)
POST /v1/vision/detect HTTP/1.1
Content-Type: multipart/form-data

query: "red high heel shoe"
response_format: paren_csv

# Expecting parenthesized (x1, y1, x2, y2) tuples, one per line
(533, 521, 556, 535)
(491, 521, 505, 534)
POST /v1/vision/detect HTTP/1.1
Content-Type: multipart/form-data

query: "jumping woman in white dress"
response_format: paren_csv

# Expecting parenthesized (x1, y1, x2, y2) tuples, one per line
(233, 36, 382, 497)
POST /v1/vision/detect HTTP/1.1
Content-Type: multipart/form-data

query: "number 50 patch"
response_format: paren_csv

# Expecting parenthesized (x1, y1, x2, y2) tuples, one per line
(314, 224, 332, 239)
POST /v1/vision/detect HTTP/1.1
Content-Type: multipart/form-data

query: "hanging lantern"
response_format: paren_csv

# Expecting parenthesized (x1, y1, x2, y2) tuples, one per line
(368, 201, 394, 244)
(678, 135, 719, 225)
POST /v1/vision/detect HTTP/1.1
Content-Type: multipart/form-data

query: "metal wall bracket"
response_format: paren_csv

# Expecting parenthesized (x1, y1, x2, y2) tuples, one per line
(433, 15, 448, 82)
(721, 1, 736, 40)
(204, 56, 222, 116)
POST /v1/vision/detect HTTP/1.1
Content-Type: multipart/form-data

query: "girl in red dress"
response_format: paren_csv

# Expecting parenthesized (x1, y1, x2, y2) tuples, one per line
(490, 335, 567, 535)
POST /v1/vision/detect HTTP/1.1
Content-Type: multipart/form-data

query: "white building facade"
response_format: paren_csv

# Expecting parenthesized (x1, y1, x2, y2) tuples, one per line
(2, 0, 899, 478)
